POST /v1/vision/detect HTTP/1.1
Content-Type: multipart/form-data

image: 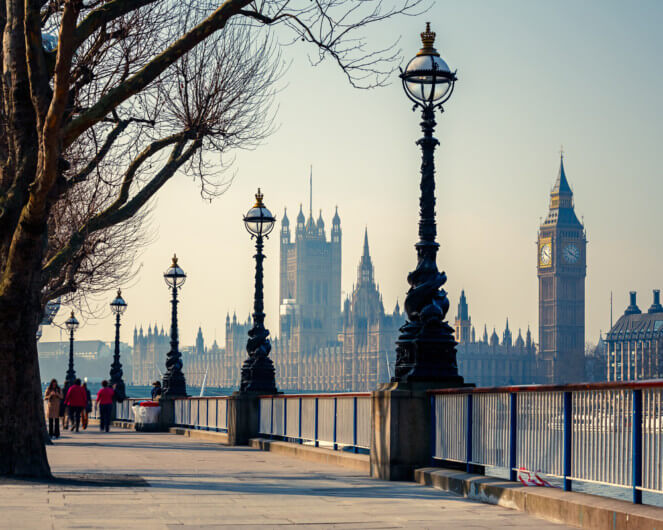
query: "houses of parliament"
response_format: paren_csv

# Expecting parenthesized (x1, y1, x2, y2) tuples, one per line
(132, 157, 590, 390)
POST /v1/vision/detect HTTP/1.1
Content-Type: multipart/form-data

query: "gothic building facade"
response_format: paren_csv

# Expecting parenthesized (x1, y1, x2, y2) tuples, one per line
(537, 155, 587, 384)
(272, 206, 400, 392)
(454, 290, 539, 387)
(132, 324, 169, 385)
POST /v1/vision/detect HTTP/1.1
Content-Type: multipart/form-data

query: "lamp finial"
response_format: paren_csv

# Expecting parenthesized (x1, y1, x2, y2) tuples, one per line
(171, 254, 178, 267)
(254, 188, 265, 208)
(418, 21, 439, 57)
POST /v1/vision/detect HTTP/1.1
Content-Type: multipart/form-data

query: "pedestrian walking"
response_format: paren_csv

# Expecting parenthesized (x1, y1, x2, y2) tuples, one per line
(64, 378, 87, 432)
(82, 380, 92, 430)
(96, 380, 115, 433)
(44, 379, 63, 438)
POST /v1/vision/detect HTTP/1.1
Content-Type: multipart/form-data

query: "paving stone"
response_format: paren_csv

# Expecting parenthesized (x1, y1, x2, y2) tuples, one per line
(0, 429, 573, 529)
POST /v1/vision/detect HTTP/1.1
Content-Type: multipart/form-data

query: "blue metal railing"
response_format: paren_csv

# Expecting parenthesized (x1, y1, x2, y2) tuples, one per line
(258, 393, 371, 452)
(172, 397, 229, 432)
(430, 380, 663, 505)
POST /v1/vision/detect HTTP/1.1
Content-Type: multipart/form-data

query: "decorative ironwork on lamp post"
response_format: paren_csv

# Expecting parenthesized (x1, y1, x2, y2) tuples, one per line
(392, 23, 465, 386)
(64, 311, 79, 392)
(240, 189, 278, 394)
(162, 255, 187, 398)
(109, 289, 128, 401)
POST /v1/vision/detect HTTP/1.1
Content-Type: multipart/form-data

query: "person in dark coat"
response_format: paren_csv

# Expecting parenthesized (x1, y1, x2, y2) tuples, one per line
(64, 378, 87, 432)
(151, 381, 162, 400)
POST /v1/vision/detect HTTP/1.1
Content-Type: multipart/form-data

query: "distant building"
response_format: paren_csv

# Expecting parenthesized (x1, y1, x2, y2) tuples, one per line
(38, 340, 131, 383)
(605, 290, 663, 381)
(277, 201, 342, 370)
(454, 291, 539, 387)
(132, 324, 169, 385)
(585, 333, 608, 382)
(273, 226, 401, 391)
(537, 155, 587, 384)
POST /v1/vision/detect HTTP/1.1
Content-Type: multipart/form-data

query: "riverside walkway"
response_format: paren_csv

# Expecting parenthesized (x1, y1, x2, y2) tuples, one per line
(0, 429, 569, 529)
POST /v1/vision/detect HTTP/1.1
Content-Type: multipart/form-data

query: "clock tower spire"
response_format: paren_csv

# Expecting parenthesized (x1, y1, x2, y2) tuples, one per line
(537, 152, 587, 383)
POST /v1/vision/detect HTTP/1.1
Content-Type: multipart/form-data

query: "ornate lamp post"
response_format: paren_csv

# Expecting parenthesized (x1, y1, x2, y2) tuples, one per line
(162, 255, 187, 398)
(392, 23, 464, 386)
(239, 189, 278, 394)
(109, 289, 128, 401)
(63, 311, 79, 391)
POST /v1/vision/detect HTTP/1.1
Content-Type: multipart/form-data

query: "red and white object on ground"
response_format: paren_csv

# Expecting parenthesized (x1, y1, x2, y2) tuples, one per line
(132, 401, 161, 423)
(516, 468, 555, 487)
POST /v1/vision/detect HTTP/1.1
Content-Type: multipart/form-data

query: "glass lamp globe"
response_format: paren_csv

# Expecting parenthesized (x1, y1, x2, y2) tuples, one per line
(244, 188, 276, 237)
(401, 22, 457, 105)
(65, 311, 79, 332)
(110, 289, 128, 315)
(164, 254, 187, 289)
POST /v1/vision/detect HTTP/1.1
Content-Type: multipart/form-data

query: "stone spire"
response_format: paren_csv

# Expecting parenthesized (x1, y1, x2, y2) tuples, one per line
(357, 228, 374, 286)
(502, 318, 512, 346)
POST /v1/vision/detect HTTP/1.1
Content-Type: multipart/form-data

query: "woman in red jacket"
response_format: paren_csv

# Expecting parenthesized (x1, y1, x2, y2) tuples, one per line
(64, 378, 87, 432)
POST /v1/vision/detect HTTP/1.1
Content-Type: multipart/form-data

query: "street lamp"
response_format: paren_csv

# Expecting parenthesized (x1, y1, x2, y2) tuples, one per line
(239, 189, 278, 393)
(392, 23, 465, 386)
(109, 289, 128, 401)
(64, 311, 79, 392)
(162, 254, 187, 398)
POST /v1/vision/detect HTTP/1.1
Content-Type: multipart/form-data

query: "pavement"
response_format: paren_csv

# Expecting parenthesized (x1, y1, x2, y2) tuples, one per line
(0, 429, 572, 529)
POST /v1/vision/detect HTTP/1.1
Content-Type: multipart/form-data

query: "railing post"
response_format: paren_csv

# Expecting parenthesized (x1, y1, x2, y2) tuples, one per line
(510, 392, 518, 482)
(466, 393, 473, 473)
(353, 396, 358, 454)
(225, 399, 229, 431)
(314, 397, 319, 447)
(188, 398, 192, 428)
(206, 399, 209, 431)
(298, 397, 303, 444)
(270, 396, 274, 439)
(215, 399, 219, 432)
(563, 391, 573, 492)
(633, 388, 643, 504)
(197, 399, 200, 430)
(283, 398, 288, 441)
(333, 397, 338, 451)
(430, 394, 436, 466)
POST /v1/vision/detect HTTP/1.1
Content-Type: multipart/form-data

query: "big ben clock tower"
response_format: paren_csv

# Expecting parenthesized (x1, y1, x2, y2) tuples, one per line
(537, 153, 586, 384)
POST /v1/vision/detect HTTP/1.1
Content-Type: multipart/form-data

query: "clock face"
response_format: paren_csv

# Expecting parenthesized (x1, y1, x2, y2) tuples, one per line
(540, 243, 552, 266)
(563, 243, 580, 264)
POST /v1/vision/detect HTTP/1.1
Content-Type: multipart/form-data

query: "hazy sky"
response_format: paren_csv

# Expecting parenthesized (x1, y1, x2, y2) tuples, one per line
(42, 1, 663, 351)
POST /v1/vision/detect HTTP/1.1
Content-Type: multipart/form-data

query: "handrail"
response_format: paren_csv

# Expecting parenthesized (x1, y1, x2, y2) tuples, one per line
(428, 379, 663, 395)
(185, 395, 230, 400)
(258, 392, 372, 399)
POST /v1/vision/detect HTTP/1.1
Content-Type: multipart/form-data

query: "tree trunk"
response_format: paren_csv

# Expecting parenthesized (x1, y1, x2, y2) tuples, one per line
(0, 223, 51, 477)
(0, 282, 51, 477)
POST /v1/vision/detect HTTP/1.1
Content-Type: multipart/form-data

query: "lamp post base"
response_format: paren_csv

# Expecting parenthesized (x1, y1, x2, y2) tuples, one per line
(239, 356, 277, 394)
(162, 372, 187, 399)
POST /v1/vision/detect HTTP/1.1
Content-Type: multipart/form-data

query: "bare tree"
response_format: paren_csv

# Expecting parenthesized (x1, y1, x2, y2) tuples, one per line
(0, 0, 424, 477)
